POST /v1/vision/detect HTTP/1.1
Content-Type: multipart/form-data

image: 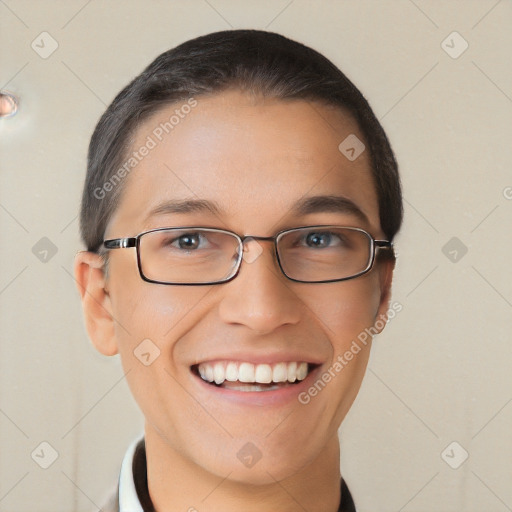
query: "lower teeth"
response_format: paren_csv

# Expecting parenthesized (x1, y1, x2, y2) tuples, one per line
(222, 382, 287, 392)
(210, 380, 295, 392)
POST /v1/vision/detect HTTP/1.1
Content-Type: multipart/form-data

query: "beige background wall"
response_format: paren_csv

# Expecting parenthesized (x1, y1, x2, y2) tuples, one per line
(1, 1, 511, 511)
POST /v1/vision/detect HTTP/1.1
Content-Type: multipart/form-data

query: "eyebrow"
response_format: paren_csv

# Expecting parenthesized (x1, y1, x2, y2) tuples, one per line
(144, 198, 222, 223)
(144, 194, 368, 224)
(291, 195, 369, 224)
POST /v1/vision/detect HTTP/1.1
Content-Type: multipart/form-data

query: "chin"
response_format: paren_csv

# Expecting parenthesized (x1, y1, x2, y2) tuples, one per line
(216, 459, 307, 486)
(195, 437, 320, 486)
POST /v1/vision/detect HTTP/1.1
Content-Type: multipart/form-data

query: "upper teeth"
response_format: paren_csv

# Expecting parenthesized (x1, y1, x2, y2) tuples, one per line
(197, 361, 309, 385)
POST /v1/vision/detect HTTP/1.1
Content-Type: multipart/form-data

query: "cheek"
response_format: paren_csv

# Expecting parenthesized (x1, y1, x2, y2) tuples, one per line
(302, 273, 380, 404)
(305, 273, 382, 348)
(106, 277, 201, 436)
(108, 252, 206, 341)
(106, 257, 202, 395)
(299, 276, 382, 418)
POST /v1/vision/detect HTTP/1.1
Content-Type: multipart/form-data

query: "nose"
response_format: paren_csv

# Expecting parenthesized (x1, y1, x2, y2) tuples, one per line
(218, 238, 302, 334)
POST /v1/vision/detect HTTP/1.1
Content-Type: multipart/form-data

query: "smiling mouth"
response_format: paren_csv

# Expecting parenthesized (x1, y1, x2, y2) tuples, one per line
(192, 361, 315, 392)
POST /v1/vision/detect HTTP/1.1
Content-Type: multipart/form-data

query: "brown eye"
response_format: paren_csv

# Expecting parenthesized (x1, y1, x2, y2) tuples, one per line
(176, 233, 200, 250)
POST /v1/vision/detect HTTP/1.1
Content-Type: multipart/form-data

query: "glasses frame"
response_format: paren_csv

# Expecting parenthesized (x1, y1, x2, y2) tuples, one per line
(103, 225, 393, 286)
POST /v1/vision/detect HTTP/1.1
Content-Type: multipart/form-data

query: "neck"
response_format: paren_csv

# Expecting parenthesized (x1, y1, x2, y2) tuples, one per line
(145, 423, 342, 512)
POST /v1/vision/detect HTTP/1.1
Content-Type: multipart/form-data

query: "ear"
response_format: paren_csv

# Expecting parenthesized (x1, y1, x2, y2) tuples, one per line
(373, 256, 396, 334)
(74, 251, 118, 356)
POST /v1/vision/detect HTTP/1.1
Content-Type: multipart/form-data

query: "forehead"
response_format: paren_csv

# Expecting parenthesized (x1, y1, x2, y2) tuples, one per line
(108, 90, 381, 236)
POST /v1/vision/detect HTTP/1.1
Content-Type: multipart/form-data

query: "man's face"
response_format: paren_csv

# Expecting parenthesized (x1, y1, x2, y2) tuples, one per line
(84, 90, 393, 483)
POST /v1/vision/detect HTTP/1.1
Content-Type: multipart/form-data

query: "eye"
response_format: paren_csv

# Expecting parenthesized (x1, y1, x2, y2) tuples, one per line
(176, 233, 201, 250)
(162, 232, 208, 251)
(304, 231, 341, 249)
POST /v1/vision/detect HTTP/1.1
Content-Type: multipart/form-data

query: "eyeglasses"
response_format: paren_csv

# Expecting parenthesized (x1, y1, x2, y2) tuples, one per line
(102, 225, 393, 285)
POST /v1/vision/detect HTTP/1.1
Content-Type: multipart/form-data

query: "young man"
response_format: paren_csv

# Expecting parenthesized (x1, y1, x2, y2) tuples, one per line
(75, 29, 402, 512)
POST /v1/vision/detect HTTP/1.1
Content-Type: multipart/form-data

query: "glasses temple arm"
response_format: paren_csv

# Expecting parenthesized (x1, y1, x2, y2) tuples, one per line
(375, 240, 393, 250)
(103, 238, 137, 249)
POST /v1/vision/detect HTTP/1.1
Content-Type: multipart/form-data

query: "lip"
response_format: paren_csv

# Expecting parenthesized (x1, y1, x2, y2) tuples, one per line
(189, 363, 323, 407)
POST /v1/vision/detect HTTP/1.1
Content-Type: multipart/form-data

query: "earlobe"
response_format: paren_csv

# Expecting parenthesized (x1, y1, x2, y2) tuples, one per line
(74, 251, 118, 356)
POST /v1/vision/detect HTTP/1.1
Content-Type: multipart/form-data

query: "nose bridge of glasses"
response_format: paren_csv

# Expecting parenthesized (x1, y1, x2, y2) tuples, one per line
(237, 235, 276, 260)
(241, 235, 276, 243)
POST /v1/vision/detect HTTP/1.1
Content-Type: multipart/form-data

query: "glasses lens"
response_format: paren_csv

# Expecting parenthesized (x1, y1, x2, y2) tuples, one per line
(277, 227, 372, 282)
(139, 229, 240, 283)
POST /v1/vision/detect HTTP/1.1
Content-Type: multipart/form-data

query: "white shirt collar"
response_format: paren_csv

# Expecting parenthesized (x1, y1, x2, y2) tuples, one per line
(119, 433, 145, 512)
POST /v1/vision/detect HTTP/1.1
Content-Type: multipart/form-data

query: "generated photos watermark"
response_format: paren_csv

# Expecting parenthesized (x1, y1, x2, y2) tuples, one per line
(93, 97, 198, 200)
(298, 301, 403, 405)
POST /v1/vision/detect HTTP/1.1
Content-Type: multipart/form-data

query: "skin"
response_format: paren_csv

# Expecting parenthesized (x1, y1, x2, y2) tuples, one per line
(75, 89, 394, 512)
